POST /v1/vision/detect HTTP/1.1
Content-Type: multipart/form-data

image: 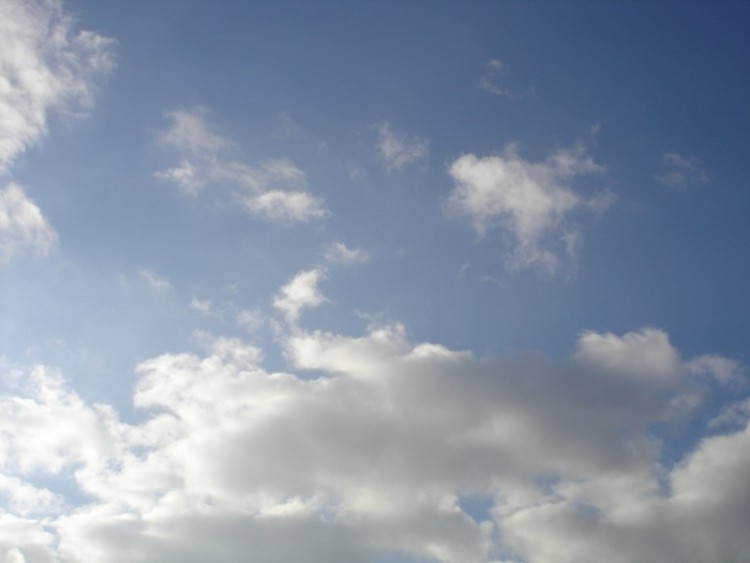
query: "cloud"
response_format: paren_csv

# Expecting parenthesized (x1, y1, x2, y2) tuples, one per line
(376, 122, 428, 172)
(478, 59, 532, 99)
(0, 319, 747, 562)
(273, 268, 327, 323)
(155, 108, 327, 222)
(324, 242, 369, 264)
(140, 269, 172, 292)
(655, 153, 709, 189)
(0, 0, 114, 173)
(447, 143, 608, 272)
(189, 297, 212, 316)
(0, 183, 57, 263)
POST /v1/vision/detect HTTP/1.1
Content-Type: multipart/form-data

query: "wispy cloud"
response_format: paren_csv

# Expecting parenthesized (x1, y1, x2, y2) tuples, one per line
(478, 59, 532, 99)
(447, 142, 609, 273)
(0, 183, 57, 263)
(140, 268, 172, 292)
(0, 0, 114, 173)
(155, 107, 327, 223)
(376, 122, 428, 172)
(324, 242, 369, 264)
(655, 152, 709, 189)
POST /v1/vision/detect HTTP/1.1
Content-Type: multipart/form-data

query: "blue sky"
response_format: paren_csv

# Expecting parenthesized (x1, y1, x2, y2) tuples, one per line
(1, 1, 749, 562)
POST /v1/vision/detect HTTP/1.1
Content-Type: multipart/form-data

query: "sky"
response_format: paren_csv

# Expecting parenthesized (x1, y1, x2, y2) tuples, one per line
(1, 0, 749, 561)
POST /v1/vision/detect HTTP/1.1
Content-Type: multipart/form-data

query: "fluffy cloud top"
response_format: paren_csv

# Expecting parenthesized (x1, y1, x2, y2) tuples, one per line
(0, 183, 57, 262)
(0, 318, 747, 563)
(0, 0, 114, 173)
(448, 143, 608, 272)
(155, 108, 327, 222)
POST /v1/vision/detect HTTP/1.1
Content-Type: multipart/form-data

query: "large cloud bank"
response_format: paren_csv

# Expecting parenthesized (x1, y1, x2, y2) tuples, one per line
(1, 302, 748, 562)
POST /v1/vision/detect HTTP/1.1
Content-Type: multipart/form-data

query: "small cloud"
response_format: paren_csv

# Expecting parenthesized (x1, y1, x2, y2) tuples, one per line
(479, 59, 532, 99)
(325, 242, 369, 264)
(158, 106, 230, 155)
(446, 142, 607, 273)
(140, 269, 172, 292)
(376, 122, 428, 172)
(243, 190, 328, 223)
(686, 354, 745, 386)
(273, 269, 327, 323)
(655, 152, 709, 189)
(0, 183, 58, 264)
(155, 108, 327, 224)
(189, 297, 212, 316)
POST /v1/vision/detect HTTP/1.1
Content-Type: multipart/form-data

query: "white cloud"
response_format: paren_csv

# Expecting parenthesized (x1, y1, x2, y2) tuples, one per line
(242, 190, 327, 223)
(236, 308, 264, 334)
(189, 297, 212, 315)
(155, 108, 327, 223)
(655, 152, 709, 189)
(376, 122, 428, 171)
(0, 183, 57, 263)
(324, 242, 369, 264)
(140, 269, 171, 292)
(447, 143, 607, 272)
(0, 323, 747, 562)
(273, 268, 327, 323)
(158, 107, 229, 155)
(0, 0, 114, 173)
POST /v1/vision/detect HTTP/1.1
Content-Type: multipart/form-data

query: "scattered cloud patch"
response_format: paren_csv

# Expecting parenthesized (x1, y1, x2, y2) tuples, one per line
(139, 268, 171, 292)
(447, 143, 608, 272)
(655, 153, 709, 189)
(325, 242, 369, 264)
(376, 122, 428, 172)
(155, 107, 327, 223)
(273, 268, 327, 323)
(189, 297, 212, 316)
(236, 308, 265, 334)
(0, 0, 114, 173)
(0, 183, 57, 263)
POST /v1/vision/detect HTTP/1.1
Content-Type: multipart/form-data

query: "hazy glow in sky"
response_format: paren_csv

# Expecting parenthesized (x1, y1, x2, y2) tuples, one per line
(1, 1, 750, 562)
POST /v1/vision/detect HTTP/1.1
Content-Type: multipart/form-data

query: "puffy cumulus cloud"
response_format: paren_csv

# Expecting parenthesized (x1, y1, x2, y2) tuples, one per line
(0, 319, 748, 562)
(447, 143, 609, 272)
(155, 108, 327, 222)
(0, 183, 57, 263)
(376, 122, 428, 172)
(655, 152, 709, 189)
(273, 268, 327, 323)
(0, 0, 114, 173)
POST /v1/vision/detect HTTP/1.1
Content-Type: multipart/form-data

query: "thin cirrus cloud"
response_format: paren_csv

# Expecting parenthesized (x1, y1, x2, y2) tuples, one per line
(447, 142, 611, 273)
(655, 152, 709, 189)
(0, 271, 747, 562)
(376, 121, 429, 172)
(0, 183, 58, 263)
(0, 0, 114, 173)
(155, 107, 327, 223)
(324, 241, 370, 264)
